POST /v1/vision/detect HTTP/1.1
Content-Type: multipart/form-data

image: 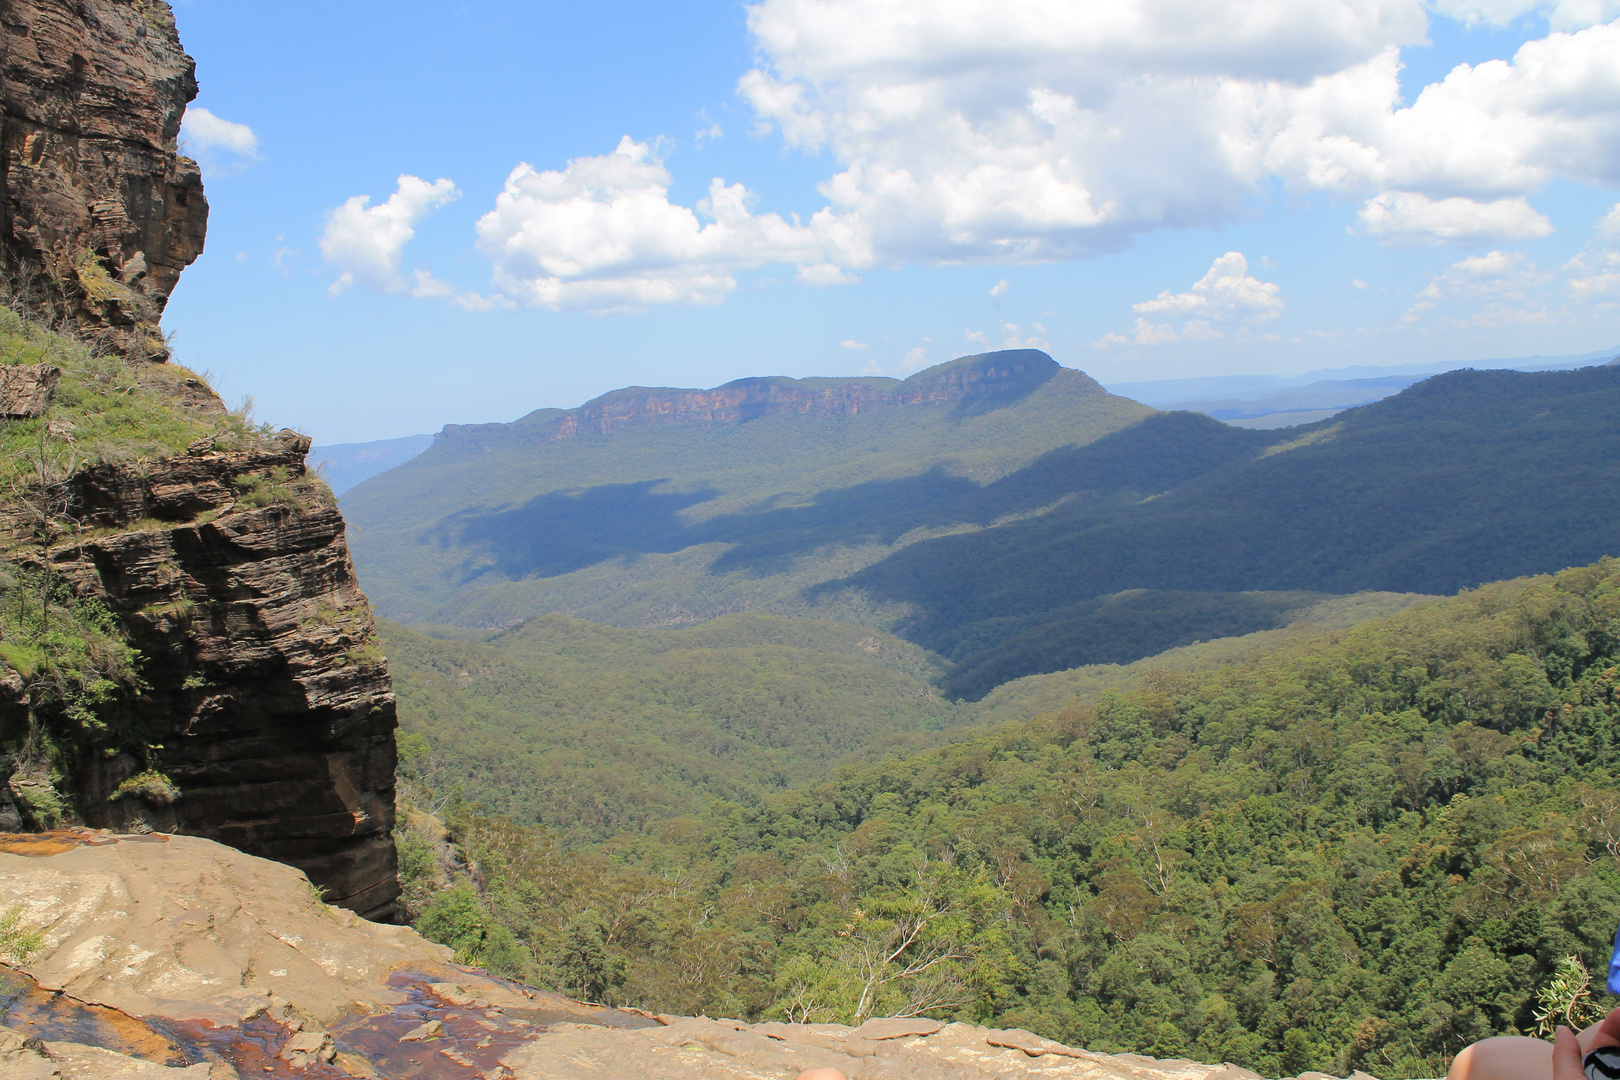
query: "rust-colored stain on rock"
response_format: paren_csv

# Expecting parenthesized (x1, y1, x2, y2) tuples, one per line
(0, 829, 116, 857)
(0, 964, 186, 1066)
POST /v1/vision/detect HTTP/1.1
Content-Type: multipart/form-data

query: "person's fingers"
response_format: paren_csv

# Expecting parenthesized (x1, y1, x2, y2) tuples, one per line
(794, 1071, 847, 1080)
(1556, 1025, 1587, 1080)
(1599, 1005, 1620, 1045)
(1579, 1006, 1620, 1054)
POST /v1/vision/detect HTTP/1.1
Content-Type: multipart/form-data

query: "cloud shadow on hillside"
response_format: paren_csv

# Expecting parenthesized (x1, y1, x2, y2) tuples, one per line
(436, 411, 1268, 584)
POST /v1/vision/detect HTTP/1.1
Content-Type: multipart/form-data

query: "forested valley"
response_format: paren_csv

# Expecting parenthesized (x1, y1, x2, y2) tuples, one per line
(394, 558, 1620, 1079)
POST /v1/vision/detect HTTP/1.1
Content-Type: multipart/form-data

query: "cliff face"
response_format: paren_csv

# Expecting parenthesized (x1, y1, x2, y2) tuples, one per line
(439, 349, 1075, 450)
(0, 0, 207, 357)
(0, 0, 400, 919)
(3, 426, 401, 919)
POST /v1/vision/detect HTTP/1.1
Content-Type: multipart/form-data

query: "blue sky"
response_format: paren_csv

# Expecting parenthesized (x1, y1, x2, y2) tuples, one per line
(165, 0, 1620, 443)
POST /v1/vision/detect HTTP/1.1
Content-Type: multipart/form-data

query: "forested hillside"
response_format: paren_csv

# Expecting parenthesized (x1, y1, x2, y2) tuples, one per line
(398, 558, 1620, 1080)
(353, 356, 1619, 702)
(382, 592, 1423, 841)
(343, 351, 1151, 629)
(835, 364, 1620, 697)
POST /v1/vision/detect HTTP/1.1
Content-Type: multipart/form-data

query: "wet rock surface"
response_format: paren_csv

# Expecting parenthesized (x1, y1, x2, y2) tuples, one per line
(0, 0, 208, 355)
(0, 834, 1388, 1080)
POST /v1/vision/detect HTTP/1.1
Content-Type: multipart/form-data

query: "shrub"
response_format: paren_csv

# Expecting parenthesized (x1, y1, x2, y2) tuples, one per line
(0, 904, 44, 963)
(109, 768, 179, 806)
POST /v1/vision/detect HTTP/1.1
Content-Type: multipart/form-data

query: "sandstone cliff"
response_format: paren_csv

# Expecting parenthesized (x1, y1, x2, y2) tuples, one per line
(0, 383, 401, 918)
(0, 0, 399, 919)
(0, 832, 1382, 1080)
(436, 349, 1078, 452)
(0, 0, 207, 357)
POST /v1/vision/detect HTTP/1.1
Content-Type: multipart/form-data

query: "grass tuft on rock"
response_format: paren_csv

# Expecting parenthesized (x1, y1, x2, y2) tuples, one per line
(0, 308, 274, 493)
(0, 904, 44, 963)
(109, 768, 180, 806)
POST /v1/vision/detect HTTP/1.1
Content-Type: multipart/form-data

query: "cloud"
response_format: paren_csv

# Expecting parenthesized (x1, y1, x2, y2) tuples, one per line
(840, 339, 869, 349)
(179, 107, 260, 174)
(1417, 249, 1550, 299)
(737, 1, 1620, 256)
(181, 107, 259, 156)
(1431, 0, 1620, 30)
(360, 2, 1620, 311)
(1357, 192, 1554, 246)
(1134, 252, 1284, 320)
(1565, 202, 1620, 301)
(320, 175, 461, 297)
(1098, 252, 1282, 347)
(473, 137, 850, 311)
(999, 322, 1050, 349)
(798, 262, 860, 286)
(1404, 249, 1554, 324)
(990, 279, 1010, 298)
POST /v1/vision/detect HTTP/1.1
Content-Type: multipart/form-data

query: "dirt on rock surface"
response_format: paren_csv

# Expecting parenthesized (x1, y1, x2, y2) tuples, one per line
(0, 833, 1391, 1080)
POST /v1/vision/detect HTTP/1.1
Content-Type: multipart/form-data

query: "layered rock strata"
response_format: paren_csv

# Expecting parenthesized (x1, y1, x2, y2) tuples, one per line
(0, 0, 401, 921)
(3, 426, 400, 918)
(0, 0, 207, 356)
(0, 832, 1383, 1080)
(438, 349, 1077, 450)
(0, 361, 58, 415)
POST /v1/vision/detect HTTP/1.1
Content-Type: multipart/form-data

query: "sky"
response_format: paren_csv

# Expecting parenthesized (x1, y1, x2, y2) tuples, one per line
(164, 0, 1620, 444)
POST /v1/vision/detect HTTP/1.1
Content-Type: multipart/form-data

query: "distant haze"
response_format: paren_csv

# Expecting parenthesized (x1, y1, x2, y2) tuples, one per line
(315, 434, 435, 494)
(322, 344, 1620, 493)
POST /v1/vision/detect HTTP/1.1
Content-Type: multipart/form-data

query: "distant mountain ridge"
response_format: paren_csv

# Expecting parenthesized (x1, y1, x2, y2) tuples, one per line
(839, 363, 1620, 696)
(322, 345, 1620, 496)
(347, 350, 1620, 700)
(314, 433, 436, 494)
(1107, 342, 1620, 405)
(343, 349, 1153, 630)
(435, 349, 1063, 450)
(1112, 342, 1620, 427)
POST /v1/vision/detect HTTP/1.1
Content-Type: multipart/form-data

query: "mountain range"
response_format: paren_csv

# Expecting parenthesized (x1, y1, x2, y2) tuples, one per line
(10, 6, 1620, 1077)
(322, 345, 1620, 491)
(345, 349, 1620, 702)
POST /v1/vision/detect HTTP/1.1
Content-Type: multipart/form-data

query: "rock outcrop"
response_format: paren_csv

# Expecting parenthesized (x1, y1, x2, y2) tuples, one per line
(0, 832, 1389, 1080)
(437, 349, 1076, 451)
(0, 361, 58, 415)
(0, 0, 400, 919)
(3, 427, 401, 918)
(0, 0, 207, 357)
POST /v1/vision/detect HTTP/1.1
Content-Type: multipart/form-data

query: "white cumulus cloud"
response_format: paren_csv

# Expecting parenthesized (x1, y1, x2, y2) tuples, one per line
(473, 136, 850, 311)
(737, 0, 1620, 258)
(1357, 192, 1554, 246)
(798, 262, 860, 286)
(1565, 203, 1620, 301)
(320, 175, 461, 298)
(1134, 252, 1284, 320)
(1431, 0, 1620, 29)
(1417, 249, 1551, 299)
(1098, 252, 1283, 347)
(179, 107, 261, 175)
(364, 1, 1620, 312)
(181, 107, 259, 156)
(1404, 249, 1554, 325)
